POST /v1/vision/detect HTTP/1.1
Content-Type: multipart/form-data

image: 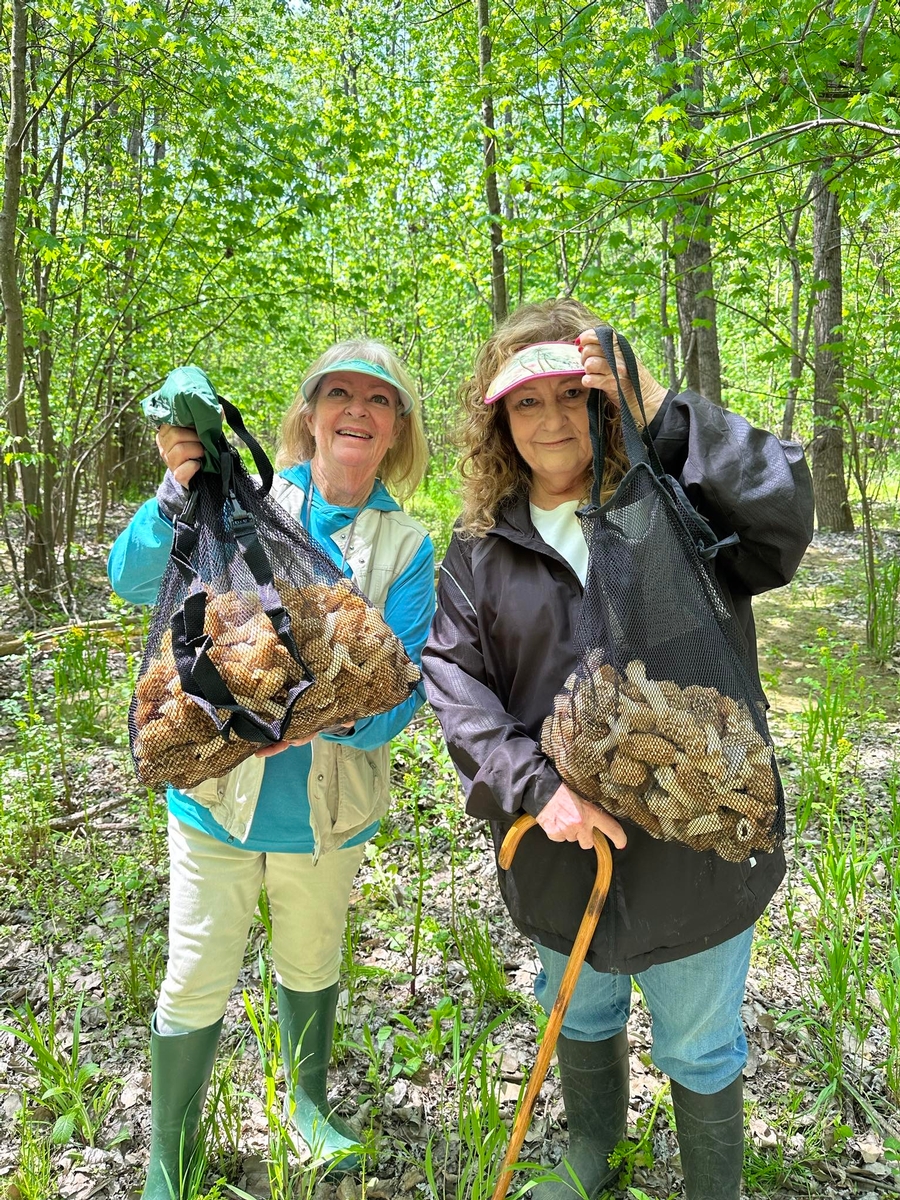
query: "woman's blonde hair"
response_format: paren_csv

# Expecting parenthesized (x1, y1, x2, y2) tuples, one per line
(457, 299, 630, 536)
(277, 338, 429, 503)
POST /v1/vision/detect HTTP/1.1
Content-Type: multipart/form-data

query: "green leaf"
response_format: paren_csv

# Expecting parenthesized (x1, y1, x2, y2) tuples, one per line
(51, 1112, 77, 1145)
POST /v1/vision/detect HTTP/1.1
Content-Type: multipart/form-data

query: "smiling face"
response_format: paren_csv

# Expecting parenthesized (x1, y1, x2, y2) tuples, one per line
(503, 373, 592, 506)
(305, 371, 400, 499)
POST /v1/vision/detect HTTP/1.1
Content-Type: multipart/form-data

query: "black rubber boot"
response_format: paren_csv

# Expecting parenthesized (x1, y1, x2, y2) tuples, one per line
(531, 1028, 630, 1199)
(671, 1076, 744, 1200)
(277, 982, 366, 1174)
(141, 1015, 223, 1200)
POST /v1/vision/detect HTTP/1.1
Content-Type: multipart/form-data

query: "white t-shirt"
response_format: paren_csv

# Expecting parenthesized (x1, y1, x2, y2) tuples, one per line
(530, 499, 588, 585)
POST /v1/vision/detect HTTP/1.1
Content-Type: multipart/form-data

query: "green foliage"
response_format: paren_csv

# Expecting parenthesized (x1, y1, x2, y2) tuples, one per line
(780, 625, 900, 1119)
(4, 0, 900, 611)
(793, 629, 870, 830)
(451, 904, 519, 1008)
(7, 1109, 55, 1200)
(49, 626, 115, 742)
(1, 975, 117, 1147)
(406, 470, 462, 558)
(389, 996, 459, 1079)
(420, 1007, 522, 1200)
(868, 553, 900, 665)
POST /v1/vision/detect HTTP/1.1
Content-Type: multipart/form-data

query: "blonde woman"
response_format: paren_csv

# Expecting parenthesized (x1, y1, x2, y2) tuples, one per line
(423, 299, 813, 1200)
(109, 340, 434, 1197)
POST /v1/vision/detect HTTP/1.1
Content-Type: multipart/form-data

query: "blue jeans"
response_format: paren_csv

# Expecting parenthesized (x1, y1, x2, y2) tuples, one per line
(533, 927, 754, 1094)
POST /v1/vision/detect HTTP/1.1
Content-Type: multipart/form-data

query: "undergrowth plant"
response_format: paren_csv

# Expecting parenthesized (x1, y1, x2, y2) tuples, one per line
(420, 1006, 524, 1200)
(0, 606, 147, 870)
(7, 1109, 54, 1200)
(793, 629, 869, 832)
(243, 963, 312, 1200)
(243, 951, 373, 1199)
(206, 1048, 249, 1185)
(451, 902, 519, 1008)
(1, 974, 117, 1147)
(868, 552, 900, 664)
(50, 625, 115, 741)
(783, 821, 881, 1106)
(391, 722, 462, 994)
(783, 625, 900, 1131)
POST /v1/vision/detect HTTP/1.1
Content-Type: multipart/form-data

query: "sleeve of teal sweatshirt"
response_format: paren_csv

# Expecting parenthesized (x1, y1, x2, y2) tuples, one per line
(319, 534, 436, 752)
(107, 499, 174, 605)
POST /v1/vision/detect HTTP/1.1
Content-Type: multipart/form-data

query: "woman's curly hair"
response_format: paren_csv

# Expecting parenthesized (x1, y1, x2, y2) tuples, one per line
(457, 298, 631, 536)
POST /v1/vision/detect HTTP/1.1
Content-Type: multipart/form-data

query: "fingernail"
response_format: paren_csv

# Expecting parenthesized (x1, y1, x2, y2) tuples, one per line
(574, 336, 582, 346)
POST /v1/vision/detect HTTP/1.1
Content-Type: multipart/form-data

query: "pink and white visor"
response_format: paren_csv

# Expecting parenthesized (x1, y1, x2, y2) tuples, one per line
(484, 341, 585, 404)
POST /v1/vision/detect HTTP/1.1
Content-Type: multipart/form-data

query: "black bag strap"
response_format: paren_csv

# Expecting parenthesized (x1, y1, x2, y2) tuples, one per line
(587, 326, 739, 561)
(168, 394, 304, 664)
(229, 500, 306, 662)
(218, 396, 274, 495)
(588, 326, 666, 501)
(171, 590, 312, 745)
(168, 498, 310, 725)
(165, 393, 312, 735)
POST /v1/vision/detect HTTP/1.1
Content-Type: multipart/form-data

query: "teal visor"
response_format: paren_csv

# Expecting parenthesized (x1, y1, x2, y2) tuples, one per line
(300, 358, 414, 414)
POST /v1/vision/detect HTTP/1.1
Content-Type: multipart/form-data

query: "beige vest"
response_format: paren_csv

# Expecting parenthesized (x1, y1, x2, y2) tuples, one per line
(184, 477, 428, 857)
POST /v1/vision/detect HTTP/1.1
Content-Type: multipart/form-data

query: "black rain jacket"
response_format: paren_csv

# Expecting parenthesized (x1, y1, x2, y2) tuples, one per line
(422, 390, 815, 974)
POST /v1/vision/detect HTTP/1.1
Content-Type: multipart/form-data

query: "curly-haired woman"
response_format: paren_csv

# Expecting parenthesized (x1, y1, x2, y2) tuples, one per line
(422, 299, 813, 1200)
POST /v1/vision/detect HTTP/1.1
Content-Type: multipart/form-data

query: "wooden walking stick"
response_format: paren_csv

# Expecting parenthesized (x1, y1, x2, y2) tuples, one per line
(490, 812, 614, 1200)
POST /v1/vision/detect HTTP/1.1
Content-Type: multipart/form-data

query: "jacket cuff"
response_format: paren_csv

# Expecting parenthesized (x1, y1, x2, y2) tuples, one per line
(156, 470, 189, 523)
(522, 760, 563, 817)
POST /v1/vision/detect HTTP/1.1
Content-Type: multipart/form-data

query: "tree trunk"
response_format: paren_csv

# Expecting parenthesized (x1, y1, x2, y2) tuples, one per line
(659, 218, 678, 390)
(810, 167, 853, 532)
(475, 0, 508, 326)
(674, 199, 722, 404)
(645, 0, 722, 405)
(0, 0, 52, 603)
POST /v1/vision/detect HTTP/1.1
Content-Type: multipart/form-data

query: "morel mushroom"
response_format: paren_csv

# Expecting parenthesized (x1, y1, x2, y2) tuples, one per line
(541, 654, 779, 861)
(132, 580, 419, 790)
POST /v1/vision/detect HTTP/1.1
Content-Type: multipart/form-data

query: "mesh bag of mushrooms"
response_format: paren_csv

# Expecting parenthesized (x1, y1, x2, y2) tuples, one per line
(129, 396, 420, 792)
(539, 330, 784, 862)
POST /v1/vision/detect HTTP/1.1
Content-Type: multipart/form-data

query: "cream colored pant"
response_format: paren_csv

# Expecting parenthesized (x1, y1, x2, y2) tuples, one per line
(156, 815, 366, 1034)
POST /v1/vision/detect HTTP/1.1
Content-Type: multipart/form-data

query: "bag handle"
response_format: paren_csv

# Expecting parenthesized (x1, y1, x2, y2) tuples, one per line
(587, 327, 739, 560)
(217, 396, 275, 495)
(171, 589, 312, 745)
(588, 327, 666, 507)
(165, 395, 313, 731)
(168, 394, 303, 662)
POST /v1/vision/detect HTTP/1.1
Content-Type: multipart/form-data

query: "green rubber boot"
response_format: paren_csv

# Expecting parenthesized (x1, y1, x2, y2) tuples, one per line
(532, 1029, 630, 1199)
(671, 1076, 744, 1200)
(277, 982, 366, 1174)
(141, 1015, 223, 1200)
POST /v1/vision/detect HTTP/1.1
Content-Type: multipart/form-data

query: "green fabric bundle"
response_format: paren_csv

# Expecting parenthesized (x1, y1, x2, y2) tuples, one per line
(141, 365, 225, 471)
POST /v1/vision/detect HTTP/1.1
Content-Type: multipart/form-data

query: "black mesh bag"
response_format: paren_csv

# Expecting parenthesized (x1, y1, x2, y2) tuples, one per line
(129, 397, 420, 791)
(540, 328, 784, 862)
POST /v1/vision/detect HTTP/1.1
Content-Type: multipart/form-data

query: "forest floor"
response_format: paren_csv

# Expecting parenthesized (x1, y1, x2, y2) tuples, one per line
(0, 527, 898, 1200)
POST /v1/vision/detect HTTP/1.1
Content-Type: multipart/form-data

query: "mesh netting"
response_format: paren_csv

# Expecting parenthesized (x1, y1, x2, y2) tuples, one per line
(129, 446, 419, 792)
(539, 332, 784, 862)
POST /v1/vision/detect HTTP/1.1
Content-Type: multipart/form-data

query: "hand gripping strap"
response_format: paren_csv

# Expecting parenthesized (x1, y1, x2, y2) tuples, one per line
(586, 326, 738, 561)
(165, 390, 316, 742)
(588, 326, 665, 506)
